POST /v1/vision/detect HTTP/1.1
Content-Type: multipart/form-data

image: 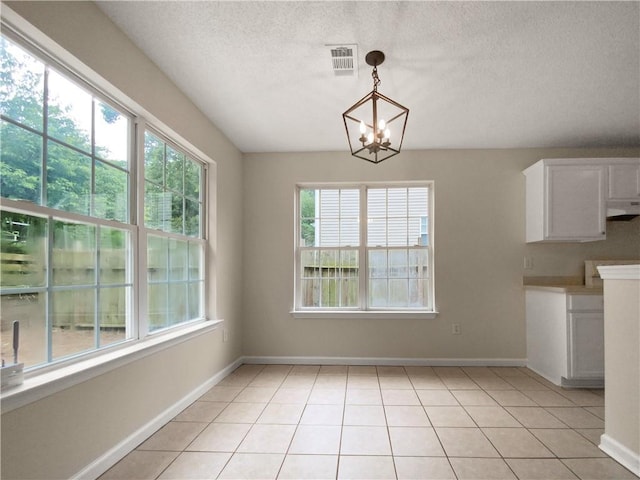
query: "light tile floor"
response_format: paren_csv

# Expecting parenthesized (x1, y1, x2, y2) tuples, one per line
(99, 365, 639, 480)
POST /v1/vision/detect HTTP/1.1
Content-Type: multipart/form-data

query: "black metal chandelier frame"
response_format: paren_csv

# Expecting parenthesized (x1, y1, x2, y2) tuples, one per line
(342, 50, 409, 164)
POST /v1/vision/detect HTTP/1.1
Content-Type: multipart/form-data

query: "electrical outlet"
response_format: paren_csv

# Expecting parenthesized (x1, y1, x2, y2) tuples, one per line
(223, 329, 229, 343)
(524, 257, 534, 269)
(452, 323, 461, 335)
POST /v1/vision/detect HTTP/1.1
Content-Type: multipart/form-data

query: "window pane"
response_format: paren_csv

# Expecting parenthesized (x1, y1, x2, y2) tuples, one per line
(389, 249, 408, 278)
(188, 281, 201, 320)
(321, 217, 339, 247)
(367, 189, 386, 217)
(300, 249, 320, 306)
(99, 227, 128, 285)
(389, 279, 408, 307)
(408, 249, 429, 278)
(341, 278, 358, 307)
(169, 239, 187, 281)
(168, 283, 187, 326)
(367, 217, 386, 247)
(52, 288, 95, 359)
(368, 250, 387, 278)
(0, 37, 44, 131)
(0, 211, 47, 288)
(184, 158, 201, 200)
(166, 146, 184, 194)
(94, 100, 129, 166)
(369, 279, 387, 307)
(387, 217, 408, 246)
(188, 243, 202, 281)
(340, 217, 359, 246)
(47, 69, 91, 153)
(408, 188, 428, 215)
(408, 217, 423, 246)
(52, 221, 96, 286)
(98, 286, 128, 347)
(95, 160, 128, 222)
(299, 189, 317, 247)
(47, 141, 91, 216)
(408, 279, 429, 307)
(0, 120, 43, 204)
(144, 182, 168, 230)
(185, 198, 200, 237)
(170, 195, 184, 234)
(148, 283, 167, 331)
(0, 293, 47, 368)
(387, 188, 407, 216)
(144, 131, 164, 184)
(147, 235, 168, 281)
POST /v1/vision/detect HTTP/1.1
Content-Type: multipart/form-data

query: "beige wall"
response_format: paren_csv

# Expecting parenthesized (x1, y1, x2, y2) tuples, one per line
(1, 2, 243, 479)
(242, 148, 639, 360)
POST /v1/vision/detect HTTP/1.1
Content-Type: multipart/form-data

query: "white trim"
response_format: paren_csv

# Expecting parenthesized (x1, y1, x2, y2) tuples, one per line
(290, 310, 438, 319)
(71, 355, 243, 480)
(0, 320, 223, 414)
(242, 355, 526, 367)
(597, 265, 640, 280)
(599, 434, 640, 477)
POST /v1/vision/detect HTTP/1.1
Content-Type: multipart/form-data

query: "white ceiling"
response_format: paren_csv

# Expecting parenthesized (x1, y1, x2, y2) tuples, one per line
(96, 1, 639, 153)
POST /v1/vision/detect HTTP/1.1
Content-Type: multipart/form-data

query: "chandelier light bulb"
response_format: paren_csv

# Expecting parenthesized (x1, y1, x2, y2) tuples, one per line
(367, 132, 374, 144)
(359, 121, 367, 134)
(384, 128, 391, 141)
(378, 119, 386, 131)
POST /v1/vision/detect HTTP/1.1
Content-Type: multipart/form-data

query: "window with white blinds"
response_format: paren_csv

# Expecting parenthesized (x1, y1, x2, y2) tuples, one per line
(296, 184, 434, 312)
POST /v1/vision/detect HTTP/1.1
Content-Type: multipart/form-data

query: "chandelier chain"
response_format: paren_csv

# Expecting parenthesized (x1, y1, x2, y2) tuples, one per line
(372, 66, 381, 92)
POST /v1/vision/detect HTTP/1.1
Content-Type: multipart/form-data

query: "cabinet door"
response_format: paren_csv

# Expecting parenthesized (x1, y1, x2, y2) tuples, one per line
(608, 163, 640, 200)
(567, 312, 604, 379)
(546, 165, 606, 240)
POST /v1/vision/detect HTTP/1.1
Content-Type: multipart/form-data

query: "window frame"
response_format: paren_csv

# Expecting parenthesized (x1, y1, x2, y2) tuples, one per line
(0, 22, 214, 378)
(293, 182, 437, 319)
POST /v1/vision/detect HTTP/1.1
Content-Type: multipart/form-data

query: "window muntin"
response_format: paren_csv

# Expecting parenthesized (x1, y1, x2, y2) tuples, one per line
(296, 184, 433, 311)
(0, 31, 209, 372)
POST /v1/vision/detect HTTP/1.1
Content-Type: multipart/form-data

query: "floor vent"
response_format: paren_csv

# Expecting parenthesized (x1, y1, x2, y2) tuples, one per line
(328, 45, 357, 77)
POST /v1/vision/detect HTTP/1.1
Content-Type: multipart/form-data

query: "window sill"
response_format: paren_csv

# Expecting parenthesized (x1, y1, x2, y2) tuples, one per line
(290, 310, 438, 320)
(0, 319, 223, 414)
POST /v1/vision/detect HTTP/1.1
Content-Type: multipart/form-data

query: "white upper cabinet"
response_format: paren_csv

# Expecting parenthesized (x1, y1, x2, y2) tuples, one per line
(608, 160, 640, 200)
(524, 159, 607, 242)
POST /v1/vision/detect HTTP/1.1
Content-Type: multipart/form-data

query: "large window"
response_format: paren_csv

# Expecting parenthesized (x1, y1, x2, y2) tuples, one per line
(296, 184, 434, 312)
(0, 31, 207, 372)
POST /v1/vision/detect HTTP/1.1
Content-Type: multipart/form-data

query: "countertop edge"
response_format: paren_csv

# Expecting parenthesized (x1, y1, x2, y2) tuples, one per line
(524, 285, 604, 294)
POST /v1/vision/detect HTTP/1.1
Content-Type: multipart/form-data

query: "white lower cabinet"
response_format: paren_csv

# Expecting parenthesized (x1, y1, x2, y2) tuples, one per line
(526, 288, 604, 387)
(567, 312, 604, 380)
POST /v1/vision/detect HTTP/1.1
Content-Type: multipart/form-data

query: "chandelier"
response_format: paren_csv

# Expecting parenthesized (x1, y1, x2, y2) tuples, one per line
(342, 50, 409, 164)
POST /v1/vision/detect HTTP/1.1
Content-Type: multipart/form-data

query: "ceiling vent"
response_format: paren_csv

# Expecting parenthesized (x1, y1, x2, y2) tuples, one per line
(328, 45, 358, 77)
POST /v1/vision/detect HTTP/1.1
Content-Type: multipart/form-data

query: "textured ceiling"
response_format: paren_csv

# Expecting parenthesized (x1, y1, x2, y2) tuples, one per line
(96, 1, 640, 153)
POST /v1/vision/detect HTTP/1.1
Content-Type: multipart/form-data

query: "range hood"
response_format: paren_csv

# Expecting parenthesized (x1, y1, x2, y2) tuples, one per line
(606, 200, 640, 220)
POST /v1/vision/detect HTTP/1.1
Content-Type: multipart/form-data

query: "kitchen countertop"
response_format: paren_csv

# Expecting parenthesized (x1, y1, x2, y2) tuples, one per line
(524, 284, 603, 294)
(523, 276, 603, 294)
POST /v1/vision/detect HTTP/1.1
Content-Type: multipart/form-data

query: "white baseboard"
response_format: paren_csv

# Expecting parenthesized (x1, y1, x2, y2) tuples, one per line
(242, 355, 527, 367)
(72, 356, 243, 480)
(599, 434, 640, 477)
